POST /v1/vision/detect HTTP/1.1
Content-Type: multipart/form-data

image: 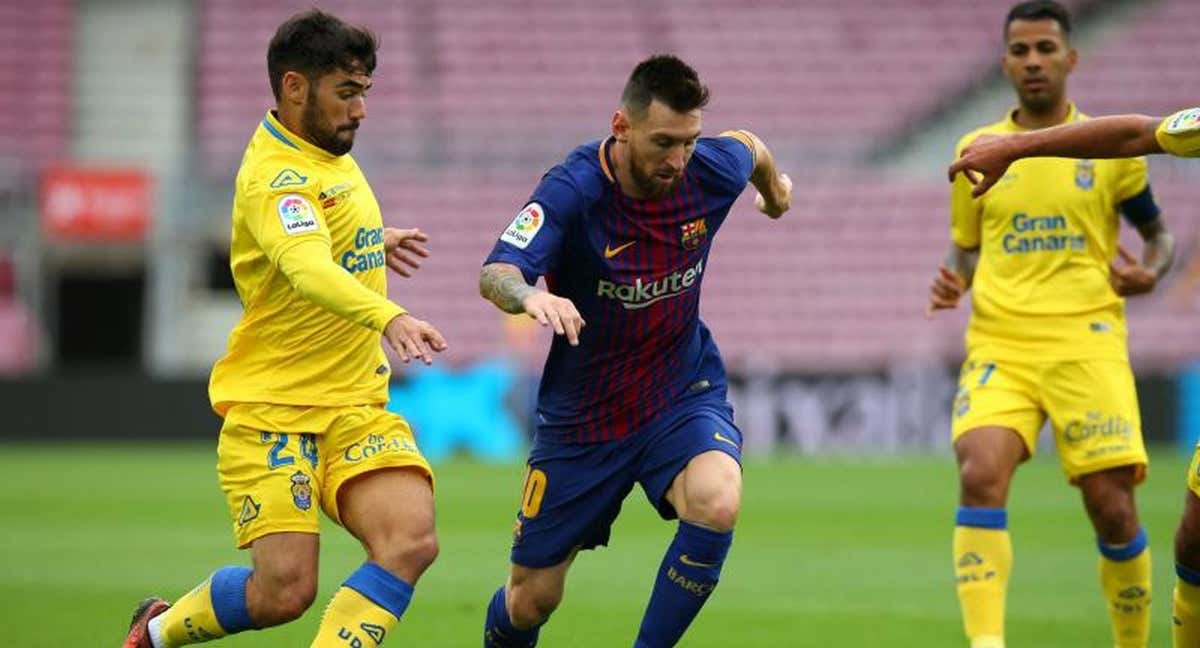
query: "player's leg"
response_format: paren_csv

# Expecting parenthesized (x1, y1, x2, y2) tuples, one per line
(950, 357, 1041, 648)
(1172, 454, 1200, 647)
(1077, 467, 1150, 648)
(484, 555, 576, 647)
(125, 420, 325, 648)
(1047, 359, 1150, 648)
(309, 407, 436, 647)
(634, 404, 742, 648)
(483, 438, 637, 647)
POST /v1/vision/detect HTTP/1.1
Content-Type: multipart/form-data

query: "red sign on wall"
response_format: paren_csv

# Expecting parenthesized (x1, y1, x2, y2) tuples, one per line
(40, 166, 152, 241)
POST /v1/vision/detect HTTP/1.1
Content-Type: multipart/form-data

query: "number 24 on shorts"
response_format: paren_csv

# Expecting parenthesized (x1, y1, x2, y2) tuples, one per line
(261, 432, 319, 470)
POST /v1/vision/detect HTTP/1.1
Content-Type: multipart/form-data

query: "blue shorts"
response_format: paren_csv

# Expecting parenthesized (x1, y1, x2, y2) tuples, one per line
(510, 397, 742, 568)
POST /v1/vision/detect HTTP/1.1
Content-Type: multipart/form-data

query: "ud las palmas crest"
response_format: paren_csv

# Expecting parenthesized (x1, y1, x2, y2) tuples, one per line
(1075, 159, 1095, 190)
(290, 471, 313, 511)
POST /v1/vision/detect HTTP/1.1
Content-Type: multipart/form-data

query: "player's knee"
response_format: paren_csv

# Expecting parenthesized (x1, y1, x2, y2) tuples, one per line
(684, 488, 741, 532)
(507, 583, 560, 629)
(958, 458, 1008, 506)
(255, 573, 317, 624)
(1089, 497, 1138, 544)
(369, 529, 440, 582)
(1177, 524, 1200, 567)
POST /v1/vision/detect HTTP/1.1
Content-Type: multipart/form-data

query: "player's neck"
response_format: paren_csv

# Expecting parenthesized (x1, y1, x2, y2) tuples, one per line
(609, 139, 651, 200)
(1013, 99, 1072, 131)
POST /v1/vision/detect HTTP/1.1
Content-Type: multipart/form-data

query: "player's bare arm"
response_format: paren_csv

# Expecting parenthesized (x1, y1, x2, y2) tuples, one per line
(743, 131, 791, 218)
(383, 227, 430, 278)
(480, 262, 586, 346)
(1110, 220, 1175, 297)
(384, 312, 447, 365)
(948, 115, 1163, 197)
(925, 244, 978, 317)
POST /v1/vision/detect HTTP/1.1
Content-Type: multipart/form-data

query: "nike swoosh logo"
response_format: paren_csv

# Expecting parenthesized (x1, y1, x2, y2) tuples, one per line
(604, 241, 636, 258)
(713, 432, 739, 448)
(680, 554, 717, 568)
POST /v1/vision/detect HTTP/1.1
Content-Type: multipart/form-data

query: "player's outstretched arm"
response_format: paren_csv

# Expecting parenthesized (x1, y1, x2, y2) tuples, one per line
(948, 115, 1163, 198)
(1110, 220, 1175, 297)
(743, 132, 791, 219)
(382, 227, 430, 278)
(383, 313, 447, 365)
(480, 262, 586, 346)
(925, 244, 978, 318)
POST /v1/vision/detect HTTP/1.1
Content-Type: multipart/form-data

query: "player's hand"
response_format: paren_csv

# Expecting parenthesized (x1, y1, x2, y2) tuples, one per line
(926, 265, 966, 318)
(948, 134, 1020, 198)
(384, 313, 448, 365)
(522, 291, 586, 346)
(754, 173, 792, 219)
(383, 228, 430, 278)
(1109, 245, 1158, 297)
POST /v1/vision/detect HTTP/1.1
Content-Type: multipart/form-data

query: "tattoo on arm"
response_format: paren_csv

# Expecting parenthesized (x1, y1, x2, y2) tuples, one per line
(1136, 220, 1175, 278)
(480, 263, 538, 314)
(946, 244, 980, 289)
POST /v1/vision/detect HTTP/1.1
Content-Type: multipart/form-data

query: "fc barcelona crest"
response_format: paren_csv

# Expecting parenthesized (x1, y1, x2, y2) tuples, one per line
(1075, 159, 1095, 190)
(680, 218, 708, 250)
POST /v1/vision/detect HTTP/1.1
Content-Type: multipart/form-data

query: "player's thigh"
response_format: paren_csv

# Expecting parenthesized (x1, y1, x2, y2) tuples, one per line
(510, 437, 639, 569)
(951, 355, 1043, 459)
(217, 419, 324, 549)
(320, 405, 434, 527)
(1043, 359, 1146, 484)
(639, 402, 743, 525)
(1178, 457, 1200, 564)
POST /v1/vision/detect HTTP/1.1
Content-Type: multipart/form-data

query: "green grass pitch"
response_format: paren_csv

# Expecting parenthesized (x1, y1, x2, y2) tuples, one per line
(0, 443, 1188, 646)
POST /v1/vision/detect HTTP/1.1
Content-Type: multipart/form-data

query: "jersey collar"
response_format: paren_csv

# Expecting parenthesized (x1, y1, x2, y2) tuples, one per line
(261, 110, 342, 162)
(598, 136, 616, 183)
(1004, 102, 1080, 132)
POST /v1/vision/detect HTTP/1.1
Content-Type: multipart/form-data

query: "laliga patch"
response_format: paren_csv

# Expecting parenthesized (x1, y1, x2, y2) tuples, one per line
(1165, 108, 1200, 134)
(500, 202, 544, 249)
(277, 194, 319, 235)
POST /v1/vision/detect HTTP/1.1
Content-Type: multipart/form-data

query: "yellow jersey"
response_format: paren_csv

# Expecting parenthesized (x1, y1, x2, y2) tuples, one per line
(951, 104, 1156, 361)
(1156, 107, 1200, 157)
(209, 111, 404, 417)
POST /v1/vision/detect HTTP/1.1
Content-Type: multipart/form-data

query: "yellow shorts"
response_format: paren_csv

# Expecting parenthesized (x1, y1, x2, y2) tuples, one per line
(217, 403, 433, 548)
(950, 355, 1146, 483)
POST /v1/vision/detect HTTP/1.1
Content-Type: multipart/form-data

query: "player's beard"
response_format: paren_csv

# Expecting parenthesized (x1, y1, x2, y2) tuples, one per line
(301, 91, 356, 156)
(1018, 86, 1059, 116)
(627, 148, 680, 199)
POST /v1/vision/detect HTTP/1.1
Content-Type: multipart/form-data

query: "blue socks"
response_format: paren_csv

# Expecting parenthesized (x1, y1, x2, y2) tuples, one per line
(483, 585, 539, 647)
(211, 566, 255, 633)
(635, 521, 734, 647)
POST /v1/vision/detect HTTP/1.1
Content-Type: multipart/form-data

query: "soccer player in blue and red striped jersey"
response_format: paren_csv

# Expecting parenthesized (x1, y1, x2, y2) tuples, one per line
(478, 55, 792, 647)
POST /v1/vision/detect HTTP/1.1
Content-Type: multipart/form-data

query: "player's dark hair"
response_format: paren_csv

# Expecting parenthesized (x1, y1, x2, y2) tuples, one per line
(621, 54, 709, 118)
(268, 9, 378, 100)
(1005, 0, 1071, 40)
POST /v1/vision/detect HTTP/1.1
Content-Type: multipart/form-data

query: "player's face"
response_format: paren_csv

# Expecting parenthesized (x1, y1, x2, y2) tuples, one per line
(1003, 19, 1076, 114)
(300, 67, 370, 156)
(619, 100, 701, 199)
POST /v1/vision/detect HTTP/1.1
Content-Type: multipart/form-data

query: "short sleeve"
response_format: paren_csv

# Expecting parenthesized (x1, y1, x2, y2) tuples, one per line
(1110, 156, 1149, 204)
(1156, 107, 1200, 158)
(484, 165, 582, 283)
(950, 136, 983, 249)
(242, 161, 331, 263)
(698, 132, 755, 195)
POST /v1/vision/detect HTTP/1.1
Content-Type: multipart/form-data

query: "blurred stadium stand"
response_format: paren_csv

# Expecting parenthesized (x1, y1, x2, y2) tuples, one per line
(1, 0, 1197, 447)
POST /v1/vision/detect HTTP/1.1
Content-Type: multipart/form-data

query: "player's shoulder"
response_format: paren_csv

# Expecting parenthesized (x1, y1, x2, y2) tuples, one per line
(238, 147, 322, 198)
(955, 118, 1010, 155)
(548, 139, 608, 199)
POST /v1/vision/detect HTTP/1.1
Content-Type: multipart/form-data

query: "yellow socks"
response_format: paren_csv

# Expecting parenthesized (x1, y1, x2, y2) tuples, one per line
(954, 507, 1012, 648)
(310, 563, 412, 648)
(150, 566, 253, 647)
(1174, 564, 1200, 648)
(1098, 527, 1151, 648)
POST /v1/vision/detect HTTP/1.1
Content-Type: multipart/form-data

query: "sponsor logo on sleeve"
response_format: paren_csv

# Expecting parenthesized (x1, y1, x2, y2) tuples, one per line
(500, 202, 544, 249)
(277, 194, 319, 235)
(1165, 108, 1200, 134)
(269, 168, 307, 189)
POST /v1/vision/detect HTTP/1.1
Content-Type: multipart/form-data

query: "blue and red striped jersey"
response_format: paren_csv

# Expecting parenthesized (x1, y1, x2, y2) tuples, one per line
(485, 134, 755, 443)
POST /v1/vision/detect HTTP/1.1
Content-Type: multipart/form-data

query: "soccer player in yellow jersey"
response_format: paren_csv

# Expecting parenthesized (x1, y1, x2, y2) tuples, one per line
(928, 3, 1176, 647)
(949, 104, 1200, 648)
(122, 10, 446, 648)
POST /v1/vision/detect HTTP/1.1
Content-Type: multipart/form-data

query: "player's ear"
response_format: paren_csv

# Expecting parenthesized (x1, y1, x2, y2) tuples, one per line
(281, 71, 309, 107)
(612, 109, 630, 143)
(1065, 46, 1078, 72)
